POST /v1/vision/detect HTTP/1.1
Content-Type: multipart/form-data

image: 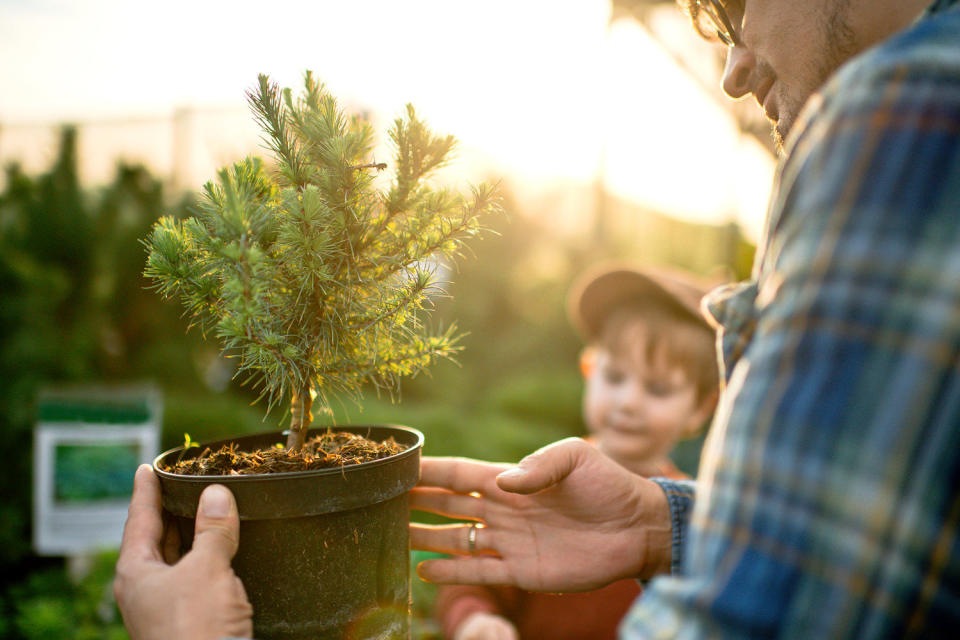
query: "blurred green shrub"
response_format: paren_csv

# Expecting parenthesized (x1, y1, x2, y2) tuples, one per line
(4, 551, 127, 640)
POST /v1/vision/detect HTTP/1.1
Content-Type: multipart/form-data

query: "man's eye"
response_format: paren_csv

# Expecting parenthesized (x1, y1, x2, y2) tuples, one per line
(721, 0, 745, 13)
(726, 1, 745, 25)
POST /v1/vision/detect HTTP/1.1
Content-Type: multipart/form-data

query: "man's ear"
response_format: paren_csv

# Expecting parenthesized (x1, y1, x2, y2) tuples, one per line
(579, 347, 597, 379)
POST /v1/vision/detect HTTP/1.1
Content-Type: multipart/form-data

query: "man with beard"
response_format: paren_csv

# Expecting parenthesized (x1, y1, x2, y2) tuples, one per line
(114, 1, 960, 638)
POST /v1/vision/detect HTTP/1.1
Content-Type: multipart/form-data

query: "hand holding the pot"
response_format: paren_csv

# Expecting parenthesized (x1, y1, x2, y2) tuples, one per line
(410, 437, 673, 592)
(114, 464, 254, 640)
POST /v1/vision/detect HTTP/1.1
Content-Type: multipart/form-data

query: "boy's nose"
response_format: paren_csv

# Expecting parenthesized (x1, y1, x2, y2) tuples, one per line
(616, 385, 645, 415)
(721, 46, 757, 100)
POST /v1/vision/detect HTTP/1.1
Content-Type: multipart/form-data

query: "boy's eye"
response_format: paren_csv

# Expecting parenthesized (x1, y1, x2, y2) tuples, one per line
(602, 367, 626, 385)
(645, 381, 675, 397)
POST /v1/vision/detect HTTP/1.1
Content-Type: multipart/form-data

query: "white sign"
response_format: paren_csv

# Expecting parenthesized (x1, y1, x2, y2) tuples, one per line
(33, 386, 161, 556)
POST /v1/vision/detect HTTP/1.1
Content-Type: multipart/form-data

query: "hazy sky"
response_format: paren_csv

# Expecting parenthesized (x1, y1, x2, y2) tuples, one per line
(0, 0, 774, 239)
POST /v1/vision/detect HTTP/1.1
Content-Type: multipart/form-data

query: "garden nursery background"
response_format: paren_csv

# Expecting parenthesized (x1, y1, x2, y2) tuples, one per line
(0, 0, 772, 637)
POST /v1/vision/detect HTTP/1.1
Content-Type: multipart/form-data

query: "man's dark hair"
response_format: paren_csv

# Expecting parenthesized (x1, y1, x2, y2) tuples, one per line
(676, 0, 743, 42)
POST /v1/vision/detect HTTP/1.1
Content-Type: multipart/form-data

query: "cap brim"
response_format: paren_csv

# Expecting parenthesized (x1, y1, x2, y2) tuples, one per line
(567, 263, 710, 341)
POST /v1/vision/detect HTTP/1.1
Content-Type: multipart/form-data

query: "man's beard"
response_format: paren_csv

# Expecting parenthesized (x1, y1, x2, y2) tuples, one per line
(773, 0, 858, 152)
(773, 93, 806, 152)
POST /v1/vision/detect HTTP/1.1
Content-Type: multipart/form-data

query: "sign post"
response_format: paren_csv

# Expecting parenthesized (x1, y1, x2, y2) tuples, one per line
(33, 385, 161, 557)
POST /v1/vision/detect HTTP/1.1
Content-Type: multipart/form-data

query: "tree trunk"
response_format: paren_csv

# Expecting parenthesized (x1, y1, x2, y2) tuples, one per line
(286, 383, 313, 450)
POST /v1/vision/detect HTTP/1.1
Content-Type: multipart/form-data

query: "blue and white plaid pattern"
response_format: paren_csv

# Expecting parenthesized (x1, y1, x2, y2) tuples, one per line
(624, 1, 960, 637)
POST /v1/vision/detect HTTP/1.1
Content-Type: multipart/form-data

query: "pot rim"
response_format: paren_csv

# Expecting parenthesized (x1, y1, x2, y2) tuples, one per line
(152, 423, 424, 484)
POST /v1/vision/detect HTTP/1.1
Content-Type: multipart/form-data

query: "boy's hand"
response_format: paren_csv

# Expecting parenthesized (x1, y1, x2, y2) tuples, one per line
(410, 438, 673, 592)
(454, 612, 519, 640)
(114, 465, 254, 640)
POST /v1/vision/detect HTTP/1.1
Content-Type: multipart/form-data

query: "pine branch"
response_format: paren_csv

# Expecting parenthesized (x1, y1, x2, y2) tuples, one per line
(248, 75, 309, 187)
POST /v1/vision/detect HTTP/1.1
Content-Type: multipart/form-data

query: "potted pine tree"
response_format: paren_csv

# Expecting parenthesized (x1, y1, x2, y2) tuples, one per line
(145, 72, 499, 640)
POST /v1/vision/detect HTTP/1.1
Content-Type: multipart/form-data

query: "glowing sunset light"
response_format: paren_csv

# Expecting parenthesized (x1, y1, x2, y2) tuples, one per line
(0, 0, 773, 240)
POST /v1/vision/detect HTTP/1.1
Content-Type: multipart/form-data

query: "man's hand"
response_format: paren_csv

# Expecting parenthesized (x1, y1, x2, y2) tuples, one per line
(454, 612, 519, 640)
(410, 438, 672, 592)
(114, 464, 254, 640)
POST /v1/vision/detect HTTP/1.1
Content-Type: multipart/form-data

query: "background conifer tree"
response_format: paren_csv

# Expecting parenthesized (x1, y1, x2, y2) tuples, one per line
(144, 72, 500, 450)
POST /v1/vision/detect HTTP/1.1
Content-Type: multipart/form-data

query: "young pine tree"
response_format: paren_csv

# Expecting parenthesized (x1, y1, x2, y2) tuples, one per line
(144, 72, 499, 451)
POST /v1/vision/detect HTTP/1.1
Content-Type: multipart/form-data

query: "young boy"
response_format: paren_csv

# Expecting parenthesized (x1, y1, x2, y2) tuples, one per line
(434, 263, 720, 640)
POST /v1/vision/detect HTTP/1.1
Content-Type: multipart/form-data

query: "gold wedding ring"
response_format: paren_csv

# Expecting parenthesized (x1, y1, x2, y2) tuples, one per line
(467, 522, 478, 555)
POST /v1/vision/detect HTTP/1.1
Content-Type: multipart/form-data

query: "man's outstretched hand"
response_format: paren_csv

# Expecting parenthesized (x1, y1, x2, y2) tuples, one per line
(410, 438, 673, 593)
(114, 465, 254, 640)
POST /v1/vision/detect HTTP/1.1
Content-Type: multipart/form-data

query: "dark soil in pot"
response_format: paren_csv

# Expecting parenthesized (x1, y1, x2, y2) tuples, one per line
(154, 425, 423, 640)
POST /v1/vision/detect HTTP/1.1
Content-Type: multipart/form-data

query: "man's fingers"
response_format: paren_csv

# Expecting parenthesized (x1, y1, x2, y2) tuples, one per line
(190, 485, 240, 566)
(495, 437, 590, 495)
(118, 464, 165, 564)
(416, 555, 511, 586)
(161, 511, 182, 564)
(419, 457, 511, 495)
(410, 523, 494, 556)
(409, 487, 485, 520)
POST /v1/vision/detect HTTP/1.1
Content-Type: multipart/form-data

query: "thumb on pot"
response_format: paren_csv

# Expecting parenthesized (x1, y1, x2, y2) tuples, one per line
(192, 484, 240, 564)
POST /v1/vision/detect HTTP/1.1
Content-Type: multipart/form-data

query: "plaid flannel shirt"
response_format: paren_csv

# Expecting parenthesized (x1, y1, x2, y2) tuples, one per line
(623, 1, 960, 637)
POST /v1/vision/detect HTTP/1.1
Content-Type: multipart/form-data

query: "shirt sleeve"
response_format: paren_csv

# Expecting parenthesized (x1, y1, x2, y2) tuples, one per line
(650, 477, 696, 576)
(622, 21, 960, 640)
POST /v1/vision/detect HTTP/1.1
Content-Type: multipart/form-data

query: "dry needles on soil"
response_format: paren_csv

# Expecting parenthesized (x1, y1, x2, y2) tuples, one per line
(163, 431, 406, 476)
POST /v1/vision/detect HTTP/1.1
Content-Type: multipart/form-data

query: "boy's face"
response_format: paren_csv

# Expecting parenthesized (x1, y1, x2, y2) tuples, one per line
(582, 338, 713, 473)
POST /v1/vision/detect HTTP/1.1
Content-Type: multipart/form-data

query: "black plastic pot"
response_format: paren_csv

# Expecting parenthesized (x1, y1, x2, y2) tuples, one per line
(153, 425, 423, 640)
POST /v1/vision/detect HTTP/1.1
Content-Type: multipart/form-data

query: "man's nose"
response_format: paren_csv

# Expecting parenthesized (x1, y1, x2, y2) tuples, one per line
(721, 46, 756, 99)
